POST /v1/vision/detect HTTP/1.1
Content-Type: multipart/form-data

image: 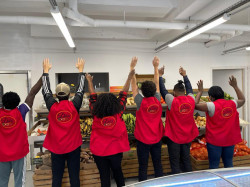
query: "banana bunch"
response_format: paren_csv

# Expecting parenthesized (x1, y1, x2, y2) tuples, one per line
(122, 113, 136, 134)
(126, 97, 136, 106)
(80, 117, 93, 137)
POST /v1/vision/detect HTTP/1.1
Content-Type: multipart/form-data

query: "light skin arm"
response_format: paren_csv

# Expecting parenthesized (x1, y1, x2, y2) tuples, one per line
(86, 73, 95, 94)
(122, 69, 135, 92)
(153, 56, 160, 93)
(43, 58, 52, 74)
(229, 75, 245, 108)
(195, 80, 208, 112)
(130, 57, 138, 98)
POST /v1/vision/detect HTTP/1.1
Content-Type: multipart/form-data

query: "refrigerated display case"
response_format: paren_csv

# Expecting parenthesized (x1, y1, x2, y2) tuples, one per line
(126, 167, 250, 187)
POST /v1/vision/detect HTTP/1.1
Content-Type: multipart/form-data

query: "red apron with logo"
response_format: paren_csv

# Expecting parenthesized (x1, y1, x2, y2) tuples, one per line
(165, 96, 198, 144)
(43, 100, 82, 154)
(206, 99, 241, 146)
(0, 108, 29, 162)
(90, 114, 130, 156)
(134, 97, 164, 144)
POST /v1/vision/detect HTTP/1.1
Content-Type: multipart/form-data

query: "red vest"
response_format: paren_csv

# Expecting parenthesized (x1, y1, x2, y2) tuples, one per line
(165, 96, 199, 144)
(134, 97, 164, 144)
(90, 114, 130, 156)
(206, 99, 241, 146)
(43, 100, 82, 154)
(0, 108, 29, 162)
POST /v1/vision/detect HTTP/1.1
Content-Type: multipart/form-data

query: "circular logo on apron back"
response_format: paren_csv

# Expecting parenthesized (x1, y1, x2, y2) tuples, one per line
(221, 107, 233, 118)
(179, 103, 192, 114)
(1, 116, 17, 128)
(56, 111, 72, 123)
(101, 116, 116, 129)
(147, 104, 159, 114)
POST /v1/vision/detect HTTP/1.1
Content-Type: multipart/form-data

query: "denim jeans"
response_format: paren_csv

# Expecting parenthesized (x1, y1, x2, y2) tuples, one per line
(207, 143, 235, 169)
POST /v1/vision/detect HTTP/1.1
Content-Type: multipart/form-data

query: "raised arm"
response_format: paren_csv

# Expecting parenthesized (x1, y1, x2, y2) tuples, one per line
(195, 80, 208, 112)
(86, 73, 95, 94)
(72, 58, 86, 112)
(42, 58, 57, 111)
(25, 76, 42, 108)
(122, 69, 135, 92)
(153, 56, 160, 93)
(130, 57, 138, 98)
(179, 67, 193, 95)
(229, 75, 245, 108)
(159, 66, 169, 100)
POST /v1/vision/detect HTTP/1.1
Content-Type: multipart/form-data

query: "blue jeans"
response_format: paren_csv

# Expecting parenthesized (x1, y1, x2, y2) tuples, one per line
(207, 143, 235, 169)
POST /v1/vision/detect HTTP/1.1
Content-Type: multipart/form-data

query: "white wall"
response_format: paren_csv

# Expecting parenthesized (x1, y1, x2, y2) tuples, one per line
(0, 24, 250, 121)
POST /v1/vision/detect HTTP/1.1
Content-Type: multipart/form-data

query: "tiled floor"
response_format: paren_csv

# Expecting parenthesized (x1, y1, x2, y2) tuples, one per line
(9, 171, 142, 187)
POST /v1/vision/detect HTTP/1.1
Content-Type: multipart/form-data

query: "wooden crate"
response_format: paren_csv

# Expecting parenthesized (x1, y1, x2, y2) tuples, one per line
(191, 155, 250, 170)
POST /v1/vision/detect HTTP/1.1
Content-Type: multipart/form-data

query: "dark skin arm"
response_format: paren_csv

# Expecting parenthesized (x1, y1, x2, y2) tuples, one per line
(195, 80, 208, 112)
(229, 75, 245, 108)
(25, 76, 42, 108)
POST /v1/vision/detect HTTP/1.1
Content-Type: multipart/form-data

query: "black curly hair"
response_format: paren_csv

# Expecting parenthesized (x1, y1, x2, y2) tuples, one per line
(92, 93, 121, 119)
(208, 86, 224, 100)
(141, 81, 156, 98)
(174, 80, 185, 92)
(2, 92, 21, 109)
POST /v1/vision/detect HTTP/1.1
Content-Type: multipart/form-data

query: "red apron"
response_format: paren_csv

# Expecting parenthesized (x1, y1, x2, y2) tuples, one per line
(0, 108, 29, 162)
(43, 100, 82, 154)
(134, 97, 164, 144)
(165, 96, 198, 144)
(90, 114, 130, 156)
(206, 99, 241, 146)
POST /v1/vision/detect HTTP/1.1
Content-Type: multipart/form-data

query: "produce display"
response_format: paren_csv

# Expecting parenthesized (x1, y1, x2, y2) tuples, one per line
(191, 137, 250, 160)
(30, 121, 48, 136)
(160, 96, 166, 104)
(123, 113, 136, 134)
(224, 92, 234, 100)
(80, 148, 94, 163)
(126, 97, 136, 106)
(80, 117, 93, 137)
(194, 116, 206, 127)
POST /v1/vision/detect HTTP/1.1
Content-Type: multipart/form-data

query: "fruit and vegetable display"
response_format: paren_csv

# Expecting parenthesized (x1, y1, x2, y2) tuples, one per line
(80, 148, 94, 163)
(123, 113, 136, 134)
(194, 116, 206, 127)
(80, 117, 93, 137)
(160, 96, 166, 104)
(127, 97, 136, 106)
(224, 92, 234, 100)
(30, 121, 48, 136)
(191, 137, 250, 160)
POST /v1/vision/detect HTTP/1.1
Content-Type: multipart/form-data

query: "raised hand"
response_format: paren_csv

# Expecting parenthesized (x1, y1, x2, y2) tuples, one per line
(197, 80, 203, 92)
(130, 57, 138, 70)
(152, 56, 160, 67)
(229, 76, 237, 88)
(179, 66, 186, 77)
(43, 58, 52, 73)
(76, 58, 85, 72)
(85, 73, 93, 82)
(158, 66, 165, 77)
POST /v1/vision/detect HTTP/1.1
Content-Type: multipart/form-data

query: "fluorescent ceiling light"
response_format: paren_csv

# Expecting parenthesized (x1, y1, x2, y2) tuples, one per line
(168, 14, 230, 48)
(246, 46, 250, 50)
(51, 7, 75, 48)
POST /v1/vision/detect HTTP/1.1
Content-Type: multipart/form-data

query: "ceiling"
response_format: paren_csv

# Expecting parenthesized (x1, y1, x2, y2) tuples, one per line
(0, 0, 250, 48)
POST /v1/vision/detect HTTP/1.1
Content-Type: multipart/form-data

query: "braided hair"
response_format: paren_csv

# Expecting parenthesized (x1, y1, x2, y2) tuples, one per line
(92, 93, 121, 118)
(173, 80, 185, 93)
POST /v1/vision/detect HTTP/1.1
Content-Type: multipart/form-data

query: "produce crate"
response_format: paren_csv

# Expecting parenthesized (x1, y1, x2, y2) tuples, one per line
(33, 149, 101, 187)
(123, 145, 170, 178)
(191, 155, 250, 170)
(28, 120, 48, 136)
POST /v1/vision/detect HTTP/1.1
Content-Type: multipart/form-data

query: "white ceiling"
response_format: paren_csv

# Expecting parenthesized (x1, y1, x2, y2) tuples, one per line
(0, 0, 250, 47)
